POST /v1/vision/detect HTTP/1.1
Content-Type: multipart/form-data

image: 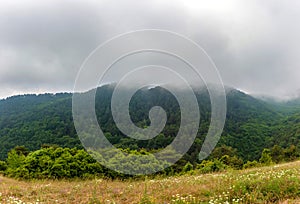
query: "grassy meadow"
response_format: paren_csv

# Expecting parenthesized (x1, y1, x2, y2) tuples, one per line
(1, 161, 300, 204)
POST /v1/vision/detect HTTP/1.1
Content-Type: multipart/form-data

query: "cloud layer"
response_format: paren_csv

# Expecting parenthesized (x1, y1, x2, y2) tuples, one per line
(0, 0, 299, 99)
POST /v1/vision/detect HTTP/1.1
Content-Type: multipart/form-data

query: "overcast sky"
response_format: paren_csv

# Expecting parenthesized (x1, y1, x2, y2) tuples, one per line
(0, 0, 300, 99)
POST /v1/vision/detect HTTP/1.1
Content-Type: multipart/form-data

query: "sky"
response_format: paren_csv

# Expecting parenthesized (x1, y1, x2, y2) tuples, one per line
(0, 0, 300, 99)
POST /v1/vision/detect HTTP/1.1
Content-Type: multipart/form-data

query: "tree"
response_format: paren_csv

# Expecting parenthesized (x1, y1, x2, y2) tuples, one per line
(259, 149, 273, 165)
(220, 155, 243, 169)
(13, 146, 29, 156)
(284, 145, 299, 161)
(6, 149, 25, 169)
(210, 145, 237, 159)
(270, 145, 284, 163)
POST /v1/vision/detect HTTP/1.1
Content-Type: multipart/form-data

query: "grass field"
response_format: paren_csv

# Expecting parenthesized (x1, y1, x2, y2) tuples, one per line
(1, 161, 300, 204)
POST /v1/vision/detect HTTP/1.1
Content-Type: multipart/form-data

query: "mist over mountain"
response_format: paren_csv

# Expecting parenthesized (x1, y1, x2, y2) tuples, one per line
(0, 84, 299, 163)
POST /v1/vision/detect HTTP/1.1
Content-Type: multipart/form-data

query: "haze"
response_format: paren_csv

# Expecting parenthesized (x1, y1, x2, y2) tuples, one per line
(0, 0, 300, 100)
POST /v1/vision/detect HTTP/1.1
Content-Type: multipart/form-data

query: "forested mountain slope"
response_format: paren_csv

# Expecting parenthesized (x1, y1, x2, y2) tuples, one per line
(0, 85, 299, 162)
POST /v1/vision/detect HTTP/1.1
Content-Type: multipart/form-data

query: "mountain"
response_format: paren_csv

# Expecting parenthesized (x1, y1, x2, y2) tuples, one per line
(0, 93, 80, 159)
(221, 89, 281, 160)
(0, 85, 299, 162)
(256, 95, 300, 115)
(271, 113, 300, 148)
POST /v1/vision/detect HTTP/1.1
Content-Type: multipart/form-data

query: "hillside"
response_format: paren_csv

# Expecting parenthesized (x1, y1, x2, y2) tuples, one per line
(0, 93, 80, 159)
(0, 85, 299, 163)
(271, 113, 300, 148)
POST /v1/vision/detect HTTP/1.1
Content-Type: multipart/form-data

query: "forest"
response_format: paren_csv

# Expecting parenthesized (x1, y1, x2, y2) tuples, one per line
(0, 84, 299, 179)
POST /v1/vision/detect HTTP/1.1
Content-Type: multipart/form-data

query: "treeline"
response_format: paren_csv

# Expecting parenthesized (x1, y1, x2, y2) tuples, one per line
(0, 144, 299, 180)
(0, 145, 175, 179)
(197, 144, 299, 174)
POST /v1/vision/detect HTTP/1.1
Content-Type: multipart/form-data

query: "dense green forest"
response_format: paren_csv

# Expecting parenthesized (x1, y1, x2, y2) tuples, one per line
(0, 143, 298, 179)
(0, 84, 299, 177)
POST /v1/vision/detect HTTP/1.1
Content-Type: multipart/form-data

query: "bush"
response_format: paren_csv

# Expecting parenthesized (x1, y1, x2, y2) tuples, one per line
(0, 160, 7, 172)
(3, 146, 173, 179)
(4, 147, 105, 179)
(220, 155, 244, 169)
(182, 162, 193, 173)
(284, 145, 299, 161)
(197, 159, 227, 174)
(243, 160, 259, 169)
(259, 149, 273, 165)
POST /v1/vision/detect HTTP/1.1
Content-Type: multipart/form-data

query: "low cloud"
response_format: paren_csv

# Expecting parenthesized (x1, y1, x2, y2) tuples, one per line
(0, 0, 299, 99)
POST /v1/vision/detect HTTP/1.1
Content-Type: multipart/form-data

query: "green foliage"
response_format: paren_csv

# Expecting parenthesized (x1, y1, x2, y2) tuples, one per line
(3, 146, 175, 179)
(259, 149, 273, 165)
(6, 149, 25, 169)
(90, 148, 172, 177)
(0, 85, 300, 177)
(210, 145, 238, 159)
(284, 144, 299, 161)
(4, 147, 104, 179)
(270, 145, 284, 163)
(0, 93, 81, 160)
(243, 160, 259, 169)
(2, 144, 300, 180)
(220, 155, 244, 169)
(13, 146, 30, 156)
(197, 159, 227, 174)
(182, 162, 193, 173)
(0, 160, 7, 172)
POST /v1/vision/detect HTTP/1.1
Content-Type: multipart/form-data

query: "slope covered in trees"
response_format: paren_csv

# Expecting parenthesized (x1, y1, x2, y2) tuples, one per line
(0, 84, 299, 165)
(0, 93, 80, 159)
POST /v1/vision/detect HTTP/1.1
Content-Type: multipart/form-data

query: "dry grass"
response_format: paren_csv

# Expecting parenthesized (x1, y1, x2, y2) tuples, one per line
(1, 161, 300, 204)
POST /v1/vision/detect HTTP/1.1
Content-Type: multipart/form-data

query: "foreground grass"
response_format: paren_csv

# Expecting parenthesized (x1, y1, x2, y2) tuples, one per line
(1, 161, 300, 204)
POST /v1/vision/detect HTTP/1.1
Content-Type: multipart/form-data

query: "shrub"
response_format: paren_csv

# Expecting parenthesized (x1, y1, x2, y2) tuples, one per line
(197, 159, 227, 174)
(220, 155, 244, 169)
(4, 147, 105, 179)
(182, 162, 193, 173)
(243, 160, 259, 169)
(0, 160, 7, 172)
(259, 149, 273, 165)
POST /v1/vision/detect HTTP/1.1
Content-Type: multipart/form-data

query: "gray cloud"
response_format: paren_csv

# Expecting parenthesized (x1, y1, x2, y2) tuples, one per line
(0, 0, 299, 99)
